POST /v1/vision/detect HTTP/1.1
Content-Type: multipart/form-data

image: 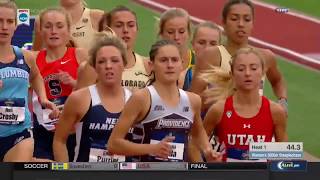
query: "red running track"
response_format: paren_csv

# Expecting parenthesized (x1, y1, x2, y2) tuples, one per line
(134, 0, 320, 69)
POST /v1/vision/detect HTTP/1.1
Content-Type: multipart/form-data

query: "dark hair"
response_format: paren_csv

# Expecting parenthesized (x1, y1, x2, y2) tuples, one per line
(89, 33, 127, 67)
(148, 39, 180, 84)
(222, 0, 255, 23)
(149, 39, 180, 62)
(98, 12, 108, 32)
(98, 5, 138, 32)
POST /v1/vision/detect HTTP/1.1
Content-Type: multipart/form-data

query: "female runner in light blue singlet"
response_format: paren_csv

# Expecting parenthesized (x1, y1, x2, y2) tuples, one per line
(0, 1, 57, 162)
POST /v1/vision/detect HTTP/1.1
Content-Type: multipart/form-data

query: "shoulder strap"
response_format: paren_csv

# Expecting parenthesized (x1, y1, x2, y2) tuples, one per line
(13, 46, 24, 60)
(124, 87, 132, 102)
(88, 84, 101, 106)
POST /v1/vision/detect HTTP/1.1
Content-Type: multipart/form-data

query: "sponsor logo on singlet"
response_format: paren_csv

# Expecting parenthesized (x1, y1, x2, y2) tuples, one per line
(76, 26, 85, 30)
(182, 106, 189, 112)
(134, 71, 150, 77)
(154, 105, 165, 111)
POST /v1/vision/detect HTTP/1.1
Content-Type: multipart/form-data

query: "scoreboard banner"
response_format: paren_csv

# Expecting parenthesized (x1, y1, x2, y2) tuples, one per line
(0, 161, 315, 180)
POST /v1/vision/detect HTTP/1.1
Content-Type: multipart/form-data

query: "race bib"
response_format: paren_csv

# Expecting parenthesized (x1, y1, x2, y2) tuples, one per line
(150, 139, 185, 160)
(41, 104, 64, 125)
(89, 148, 125, 162)
(40, 97, 66, 131)
(0, 98, 25, 124)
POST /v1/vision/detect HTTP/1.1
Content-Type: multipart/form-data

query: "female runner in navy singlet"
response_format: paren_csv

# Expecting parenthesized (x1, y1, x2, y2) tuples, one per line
(108, 39, 222, 162)
(53, 34, 133, 162)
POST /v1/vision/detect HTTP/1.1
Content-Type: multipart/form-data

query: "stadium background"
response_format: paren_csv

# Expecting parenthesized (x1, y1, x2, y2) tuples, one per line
(15, 0, 319, 158)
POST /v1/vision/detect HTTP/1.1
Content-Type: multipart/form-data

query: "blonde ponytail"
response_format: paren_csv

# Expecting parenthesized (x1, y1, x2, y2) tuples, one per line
(200, 66, 235, 105)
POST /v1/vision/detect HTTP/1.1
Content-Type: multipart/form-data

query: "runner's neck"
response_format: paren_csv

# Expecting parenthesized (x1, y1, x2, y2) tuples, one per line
(45, 46, 68, 63)
(63, 3, 85, 26)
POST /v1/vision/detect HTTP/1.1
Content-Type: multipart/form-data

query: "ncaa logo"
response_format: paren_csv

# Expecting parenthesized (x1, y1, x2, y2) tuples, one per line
(19, 13, 28, 22)
(17, 9, 30, 26)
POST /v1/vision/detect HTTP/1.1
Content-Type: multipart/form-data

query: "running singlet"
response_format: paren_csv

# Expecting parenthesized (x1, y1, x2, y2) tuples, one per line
(215, 96, 274, 161)
(217, 45, 232, 72)
(34, 47, 79, 130)
(121, 52, 150, 150)
(74, 85, 132, 162)
(0, 46, 31, 137)
(70, 8, 96, 50)
(217, 45, 265, 95)
(140, 85, 194, 162)
(121, 52, 150, 90)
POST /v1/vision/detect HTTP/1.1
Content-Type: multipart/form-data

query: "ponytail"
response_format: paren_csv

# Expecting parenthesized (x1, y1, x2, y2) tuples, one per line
(200, 67, 235, 104)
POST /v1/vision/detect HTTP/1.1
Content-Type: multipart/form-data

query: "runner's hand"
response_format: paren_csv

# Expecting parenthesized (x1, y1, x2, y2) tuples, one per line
(204, 147, 223, 162)
(150, 136, 175, 159)
(41, 99, 59, 120)
(58, 70, 76, 88)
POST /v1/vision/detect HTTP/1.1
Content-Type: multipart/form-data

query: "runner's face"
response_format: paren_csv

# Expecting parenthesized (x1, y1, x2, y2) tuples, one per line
(110, 11, 137, 50)
(0, 7, 16, 44)
(41, 11, 70, 48)
(59, 0, 81, 7)
(192, 27, 220, 55)
(161, 17, 189, 48)
(232, 53, 263, 91)
(95, 46, 125, 86)
(223, 3, 253, 45)
(151, 45, 183, 84)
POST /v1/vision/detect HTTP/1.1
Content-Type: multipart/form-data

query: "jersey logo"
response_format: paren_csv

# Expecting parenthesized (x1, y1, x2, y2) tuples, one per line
(226, 111, 232, 118)
(76, 25, 85, 30)
(183, 106, 189, 112)
(227, 134, 266, 145)
(17, 59, 24, 65)
(4, 100, 15, 107)
(243, 124, 251, 129)
(135, 71, 150, 77)
(60, 59, 70, 65)
(155, 118, 191, 129)
(14, 135, 25, 145)
(154, 105, 164, 111)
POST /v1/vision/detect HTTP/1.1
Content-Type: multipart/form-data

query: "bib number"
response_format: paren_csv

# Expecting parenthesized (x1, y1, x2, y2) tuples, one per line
(150, 139, 184, 160)
(89, 148, 125, 162)
(0, 98, 25, 124)
(40, 97, 66, 131)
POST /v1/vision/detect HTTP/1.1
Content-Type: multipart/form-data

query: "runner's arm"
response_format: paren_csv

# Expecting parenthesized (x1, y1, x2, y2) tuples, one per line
(53, 89, 90, 162)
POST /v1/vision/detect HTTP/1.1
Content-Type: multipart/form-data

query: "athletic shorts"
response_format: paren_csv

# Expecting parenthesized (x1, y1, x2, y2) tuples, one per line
(33, 114, 76, 161)
(0, 128, 32, 161)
